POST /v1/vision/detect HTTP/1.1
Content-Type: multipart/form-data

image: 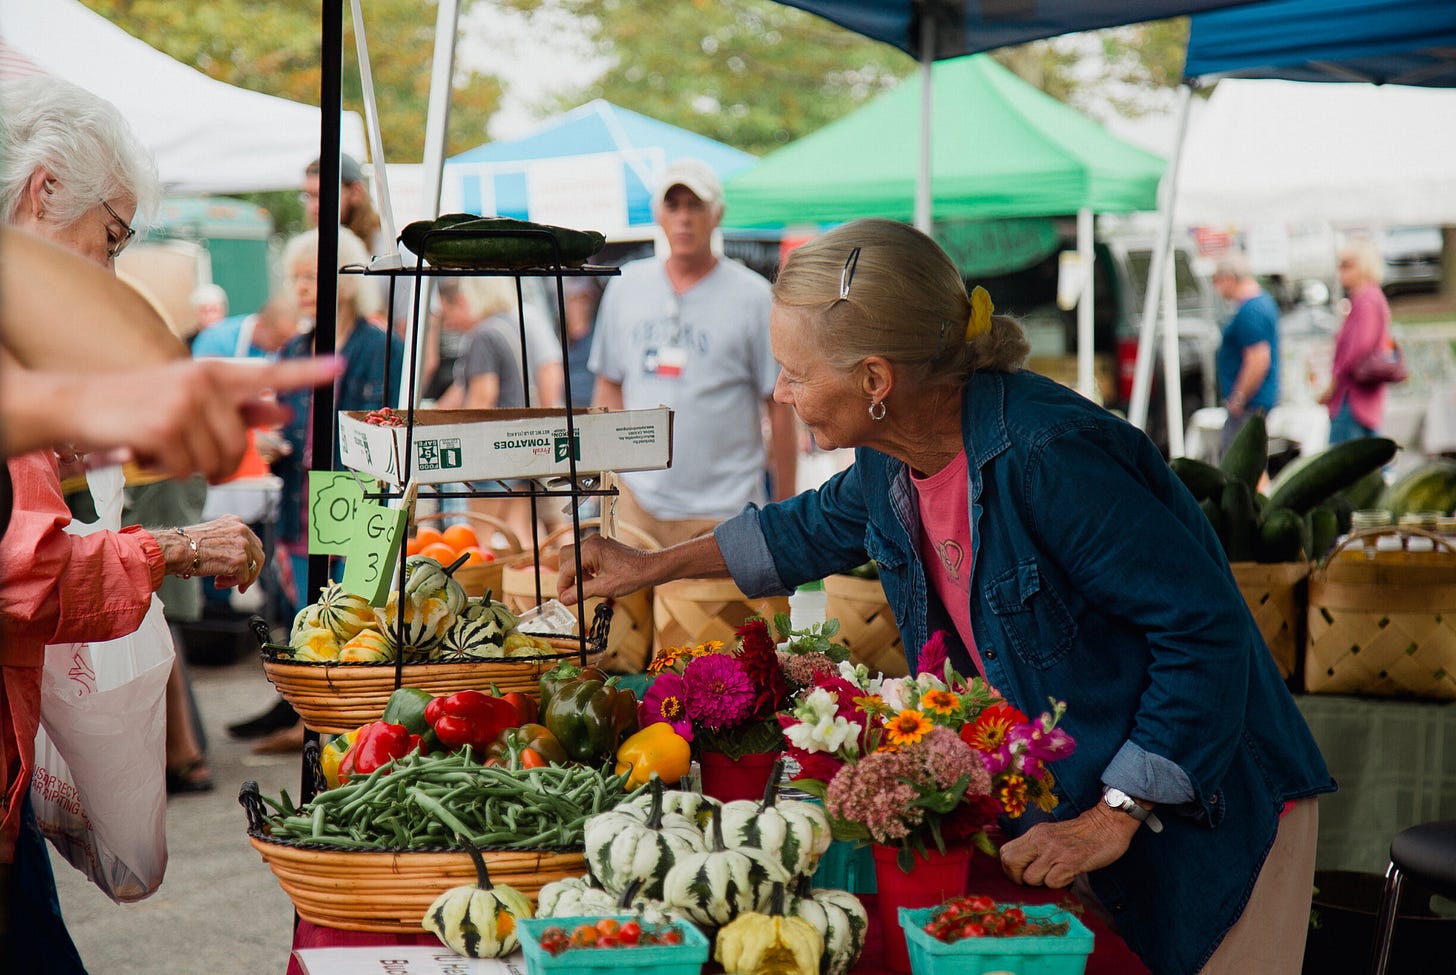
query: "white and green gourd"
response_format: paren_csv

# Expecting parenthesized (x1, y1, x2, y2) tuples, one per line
(790, 875, 868, 975)
(660, 805, 790, 928)
(313, 582, 380, 642)
(718, 759, 833, 879)
(582, 776, 705, 900)
(423, 840, 533, 959)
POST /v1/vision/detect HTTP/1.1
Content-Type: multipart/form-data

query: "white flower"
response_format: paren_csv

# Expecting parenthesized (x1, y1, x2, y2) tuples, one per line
(785, 687, 858, 754)
(878, 677, 910, 711)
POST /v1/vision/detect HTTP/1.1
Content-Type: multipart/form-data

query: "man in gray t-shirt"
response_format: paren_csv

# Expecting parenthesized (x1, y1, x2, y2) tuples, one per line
(590, 159, 797, 546)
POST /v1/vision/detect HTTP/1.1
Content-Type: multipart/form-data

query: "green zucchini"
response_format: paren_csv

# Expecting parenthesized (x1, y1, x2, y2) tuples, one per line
(1264, 437, 1397, 515)
(1307, 506, 1339, 563)
(1220, 413, 1268, 494)
(399, 212, 480, 254)
(1199, 497, 1229, 550)
(1170, 456, 1228, 503)
(1221, 480, 1259, 562)
(422, 216, 606, 270)
(1259, 507, 1307, 563)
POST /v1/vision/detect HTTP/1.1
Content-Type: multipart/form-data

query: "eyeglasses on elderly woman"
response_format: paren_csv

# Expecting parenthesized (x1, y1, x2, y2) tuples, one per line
(100, 197, 136, 259)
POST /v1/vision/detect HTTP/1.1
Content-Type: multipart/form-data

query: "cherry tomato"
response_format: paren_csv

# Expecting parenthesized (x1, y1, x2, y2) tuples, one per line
(595, 918, 620, 937)
(660, 927, 684, 946)
(618, 921, 642, 946)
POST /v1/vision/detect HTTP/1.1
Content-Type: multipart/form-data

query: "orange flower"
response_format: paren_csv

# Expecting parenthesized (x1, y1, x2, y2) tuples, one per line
(964, 702, 1026, 753)
(884, 709, 933, 747)
(920, 688, 960, 716)
(997, 773, 1029, 817)
(647, 645, 690, 674)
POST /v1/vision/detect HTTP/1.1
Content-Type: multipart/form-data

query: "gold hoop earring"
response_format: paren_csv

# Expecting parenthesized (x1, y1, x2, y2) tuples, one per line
(868, 400, 886, 421)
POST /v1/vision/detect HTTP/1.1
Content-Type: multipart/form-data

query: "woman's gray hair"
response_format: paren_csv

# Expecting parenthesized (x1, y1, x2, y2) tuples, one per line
(772, 219, 1028, 389)
(0, 76, 159, 228)
(1340, 237, 1386, 287)
(280, 226, 383, 318)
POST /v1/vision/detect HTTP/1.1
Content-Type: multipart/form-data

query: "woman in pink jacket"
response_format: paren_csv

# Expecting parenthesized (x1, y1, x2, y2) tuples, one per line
(0, 76, 265, 967)
(1319, 239, 1395, 443)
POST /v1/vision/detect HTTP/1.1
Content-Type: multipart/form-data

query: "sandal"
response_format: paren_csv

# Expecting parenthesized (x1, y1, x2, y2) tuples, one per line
(165, 758, 215, 795)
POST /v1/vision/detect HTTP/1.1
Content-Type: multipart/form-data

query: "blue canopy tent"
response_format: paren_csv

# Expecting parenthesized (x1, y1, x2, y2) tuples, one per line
(1128, 0, 1456, 439)
(443, 99, 756, 238)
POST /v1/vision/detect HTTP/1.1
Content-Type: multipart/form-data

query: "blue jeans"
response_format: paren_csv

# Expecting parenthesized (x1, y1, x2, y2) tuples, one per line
(1329, 400, 1376, 445)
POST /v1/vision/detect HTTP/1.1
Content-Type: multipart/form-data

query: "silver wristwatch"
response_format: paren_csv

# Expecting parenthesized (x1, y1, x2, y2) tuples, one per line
(1103, 786, 1164, 833)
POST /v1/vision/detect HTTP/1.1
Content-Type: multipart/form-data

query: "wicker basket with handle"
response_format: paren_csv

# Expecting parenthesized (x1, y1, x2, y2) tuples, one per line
(1305, 527, 1456, 700)
(410, 510, 524, 599)
(502, 518, 660, 673)
(653, 578, 790, 652)
(823, 572, 908, 677)
(1229, 560, 1311, 684)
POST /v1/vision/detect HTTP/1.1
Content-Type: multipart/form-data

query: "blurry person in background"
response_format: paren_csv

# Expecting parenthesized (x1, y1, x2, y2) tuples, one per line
(187, 282, 229, 348)
(1319, 239, 1396, 443)
(1211, 251, 1279, 463)
(191, 292, 300, 361)
(562, 275, 604, 409)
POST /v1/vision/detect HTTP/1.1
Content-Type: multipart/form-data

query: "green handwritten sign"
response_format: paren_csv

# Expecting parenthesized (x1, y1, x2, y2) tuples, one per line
(341, 501, 408, 605)
(307, 472, 367, 555)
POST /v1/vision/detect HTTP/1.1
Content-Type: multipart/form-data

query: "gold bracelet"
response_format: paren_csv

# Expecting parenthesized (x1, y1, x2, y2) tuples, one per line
(169, 526, 201, 579)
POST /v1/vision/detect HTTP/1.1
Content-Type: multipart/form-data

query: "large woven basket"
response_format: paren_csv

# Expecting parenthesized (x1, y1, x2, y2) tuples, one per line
(502, 519, 660, 673)
(248, 834, 586, 933)
(653, 578, 790, 651)
(823, 572, 907, 677)
(1305, 528, 1456, 700)
(261, 637, 598, 734)
(411, 510, 524, 599)
(1230, 561, 1310, 685)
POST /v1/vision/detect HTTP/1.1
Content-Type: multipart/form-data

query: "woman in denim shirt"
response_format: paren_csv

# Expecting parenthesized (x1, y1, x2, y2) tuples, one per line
(561, 220, 1334, 974)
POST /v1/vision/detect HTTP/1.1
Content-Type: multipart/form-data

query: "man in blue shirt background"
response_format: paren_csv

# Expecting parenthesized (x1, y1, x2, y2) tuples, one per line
(1212, 251, 1280, 461)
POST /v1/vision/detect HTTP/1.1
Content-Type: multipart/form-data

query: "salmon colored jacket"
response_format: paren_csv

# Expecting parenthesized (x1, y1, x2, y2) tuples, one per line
(0, 452, 163, 863)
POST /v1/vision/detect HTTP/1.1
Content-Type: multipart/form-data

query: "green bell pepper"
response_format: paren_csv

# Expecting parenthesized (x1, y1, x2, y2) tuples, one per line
(541, 670, 638, 762)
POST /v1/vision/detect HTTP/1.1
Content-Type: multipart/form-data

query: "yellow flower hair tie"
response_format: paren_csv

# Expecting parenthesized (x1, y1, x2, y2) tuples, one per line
(967, 285, 994, 341)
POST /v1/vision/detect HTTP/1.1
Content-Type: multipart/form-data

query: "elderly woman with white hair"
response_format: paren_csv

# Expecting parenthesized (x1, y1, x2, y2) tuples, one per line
(0, 76, 268, 968)
(1318, 238, 1396, 443)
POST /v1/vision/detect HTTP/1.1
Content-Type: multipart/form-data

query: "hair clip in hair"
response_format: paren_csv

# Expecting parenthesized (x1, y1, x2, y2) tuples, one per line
(966, 286, 994, 340)
(839, 247, 861, 300)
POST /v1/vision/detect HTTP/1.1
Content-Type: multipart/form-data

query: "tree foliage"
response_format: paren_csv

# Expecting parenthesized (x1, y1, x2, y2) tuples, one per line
(79, 0, 504, 161)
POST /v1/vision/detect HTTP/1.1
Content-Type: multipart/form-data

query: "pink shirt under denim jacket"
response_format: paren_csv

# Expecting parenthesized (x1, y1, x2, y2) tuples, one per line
(1328, 282, 1393, 432)
(0, 451, 163, 864)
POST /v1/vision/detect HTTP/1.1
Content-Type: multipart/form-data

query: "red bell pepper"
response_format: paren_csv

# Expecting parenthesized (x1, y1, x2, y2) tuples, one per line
(338, 720, 421, 782)
(424, 689, 520, 755)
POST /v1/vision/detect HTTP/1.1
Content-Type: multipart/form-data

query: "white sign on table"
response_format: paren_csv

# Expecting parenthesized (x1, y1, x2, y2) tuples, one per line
(292, 947, 526, 975)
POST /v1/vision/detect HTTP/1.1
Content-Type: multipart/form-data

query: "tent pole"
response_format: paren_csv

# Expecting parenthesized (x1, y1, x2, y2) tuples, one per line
(1077, 207, 1095, 400)
(1129, 82, 1193, 430)
(1160, 239, 1185, 456)
(396, 0, 461, 411)
(914, 17, 933, 233)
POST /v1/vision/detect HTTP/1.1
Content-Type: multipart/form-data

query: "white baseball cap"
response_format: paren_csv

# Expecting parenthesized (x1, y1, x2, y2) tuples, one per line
(653, 158, 723, 210)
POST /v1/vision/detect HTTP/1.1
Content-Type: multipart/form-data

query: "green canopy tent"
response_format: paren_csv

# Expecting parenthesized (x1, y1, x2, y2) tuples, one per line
(722, 53, 1165, 399)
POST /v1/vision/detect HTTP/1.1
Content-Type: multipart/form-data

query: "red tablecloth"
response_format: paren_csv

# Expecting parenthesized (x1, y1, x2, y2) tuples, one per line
(288, 881, 1150, 975)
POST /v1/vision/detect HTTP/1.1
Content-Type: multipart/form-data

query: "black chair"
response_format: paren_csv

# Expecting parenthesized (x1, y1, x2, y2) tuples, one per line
(1369, 820, 1456, 975)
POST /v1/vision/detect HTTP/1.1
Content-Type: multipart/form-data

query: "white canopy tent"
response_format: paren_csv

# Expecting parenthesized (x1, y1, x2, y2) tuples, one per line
(0, 0, 367, 196)
(1175, 79, 1456, 229)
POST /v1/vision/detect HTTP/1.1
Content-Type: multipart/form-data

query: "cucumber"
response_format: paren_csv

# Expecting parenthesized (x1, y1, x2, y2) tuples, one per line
(1337, 468, 1387, 511)
(1221, 480, 1259, 562)
(1259, 507, 1307, 563)
(1264, 437, 1397, 515)
(1308, 506, 1339, 562)
(1170, 456, 1228, 503)
(1199, 497, 1229, 551)
(399, 212, 480, 254)
(421, 216, 606, 270)
(1220, 413, 1268, 494)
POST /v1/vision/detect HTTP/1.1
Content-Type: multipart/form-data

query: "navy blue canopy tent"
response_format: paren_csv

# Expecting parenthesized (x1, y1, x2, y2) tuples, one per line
(1184, 0, 1456, 86)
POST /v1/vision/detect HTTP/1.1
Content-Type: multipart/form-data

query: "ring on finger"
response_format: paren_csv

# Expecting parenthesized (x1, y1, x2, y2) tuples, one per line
(248, 557, 258, 575)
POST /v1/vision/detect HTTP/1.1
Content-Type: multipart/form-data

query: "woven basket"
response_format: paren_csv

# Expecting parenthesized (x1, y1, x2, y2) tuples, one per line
(502, 519, 660, 673)
(1305, 528, 1456, 700)
(1230, 561, 1311, 684)
(248, 835, 586, 933)
(652, 578, 790, 651)
(411, 511, 524, 599)
(261, 637, 598, 734)
(822, 573, 907, 677)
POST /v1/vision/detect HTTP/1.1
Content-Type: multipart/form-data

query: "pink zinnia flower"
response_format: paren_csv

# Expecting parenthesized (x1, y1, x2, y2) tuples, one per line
(683, 652, 756, 731)
(639, 672, 693, 741)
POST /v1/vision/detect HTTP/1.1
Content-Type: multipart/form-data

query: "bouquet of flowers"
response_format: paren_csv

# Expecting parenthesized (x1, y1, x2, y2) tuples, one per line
(639, 616, 848, 760)
(778, 631, 1075, 871)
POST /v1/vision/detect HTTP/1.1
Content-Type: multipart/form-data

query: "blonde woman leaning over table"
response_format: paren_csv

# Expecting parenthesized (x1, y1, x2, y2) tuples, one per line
(560, 219, 1335, 975)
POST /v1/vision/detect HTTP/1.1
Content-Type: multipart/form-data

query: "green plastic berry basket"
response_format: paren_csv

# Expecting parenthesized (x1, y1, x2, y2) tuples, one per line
(899, 905, 1094, 975)
(516, 914, 709, 975)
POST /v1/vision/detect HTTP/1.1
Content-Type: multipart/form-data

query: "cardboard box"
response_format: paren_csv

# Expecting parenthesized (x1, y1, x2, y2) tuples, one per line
(337, 407, 673, 486)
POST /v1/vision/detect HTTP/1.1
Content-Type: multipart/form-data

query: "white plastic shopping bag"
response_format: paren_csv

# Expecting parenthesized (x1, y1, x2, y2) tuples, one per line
(29, 465, 173, 902)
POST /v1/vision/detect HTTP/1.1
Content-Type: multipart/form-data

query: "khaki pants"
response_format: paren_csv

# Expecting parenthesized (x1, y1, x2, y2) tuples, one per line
(606, 484, 720, 550)
(1200, 798, 1319, 975)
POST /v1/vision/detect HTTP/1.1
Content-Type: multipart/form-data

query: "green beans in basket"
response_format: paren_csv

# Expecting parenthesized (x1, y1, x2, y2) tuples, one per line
(258, 751, 641, 851)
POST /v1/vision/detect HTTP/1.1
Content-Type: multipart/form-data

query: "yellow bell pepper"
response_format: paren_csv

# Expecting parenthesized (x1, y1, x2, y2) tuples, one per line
(319, 728, 360, 789)
(614, 721, 691, 790)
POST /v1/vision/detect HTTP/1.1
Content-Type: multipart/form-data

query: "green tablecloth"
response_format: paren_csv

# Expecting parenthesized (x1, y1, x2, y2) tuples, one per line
(1295, 693, 1456, 874)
